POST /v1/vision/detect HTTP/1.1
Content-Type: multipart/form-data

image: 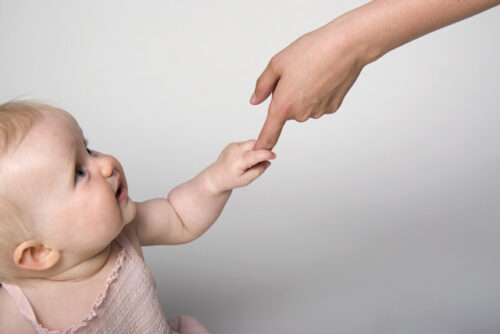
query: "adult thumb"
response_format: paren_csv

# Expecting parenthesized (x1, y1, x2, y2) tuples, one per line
(250, 61, 280, 105)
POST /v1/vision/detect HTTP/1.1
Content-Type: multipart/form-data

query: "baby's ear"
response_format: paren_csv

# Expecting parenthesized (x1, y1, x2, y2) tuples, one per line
(13, 240, 61, 271)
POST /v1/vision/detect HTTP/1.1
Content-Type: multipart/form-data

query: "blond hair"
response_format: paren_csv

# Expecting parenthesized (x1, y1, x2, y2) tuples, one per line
(0, 100, 46, 281)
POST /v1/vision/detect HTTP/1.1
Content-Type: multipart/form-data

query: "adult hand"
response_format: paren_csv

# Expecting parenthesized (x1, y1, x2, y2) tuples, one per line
(250, 19, 366, 150)
(251, 0, 500, 150)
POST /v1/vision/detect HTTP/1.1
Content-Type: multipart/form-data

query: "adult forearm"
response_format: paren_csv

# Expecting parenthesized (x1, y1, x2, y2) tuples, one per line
(333, 0, 499, 65)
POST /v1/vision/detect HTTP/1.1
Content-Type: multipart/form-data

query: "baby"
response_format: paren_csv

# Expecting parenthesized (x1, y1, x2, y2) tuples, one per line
(0, 101, 275, 333)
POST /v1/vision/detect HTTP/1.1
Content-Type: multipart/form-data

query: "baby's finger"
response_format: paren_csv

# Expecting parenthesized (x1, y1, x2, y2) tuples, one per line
(241, 161, 271, 185)
(240, 139, 257, 151)
(241, 149, 276, 169)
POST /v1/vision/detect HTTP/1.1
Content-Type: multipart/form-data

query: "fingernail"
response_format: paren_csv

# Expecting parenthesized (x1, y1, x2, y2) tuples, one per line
(250, 93, 257, 104)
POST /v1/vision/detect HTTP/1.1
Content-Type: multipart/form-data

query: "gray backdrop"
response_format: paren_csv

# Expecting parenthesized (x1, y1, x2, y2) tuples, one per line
(1, 1, 499, 333)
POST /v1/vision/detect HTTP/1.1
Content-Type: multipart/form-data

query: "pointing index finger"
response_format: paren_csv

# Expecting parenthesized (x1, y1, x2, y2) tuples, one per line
(254, 108, 286, 151)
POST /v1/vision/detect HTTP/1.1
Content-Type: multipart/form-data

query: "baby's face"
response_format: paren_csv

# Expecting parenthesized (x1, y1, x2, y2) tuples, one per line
(0, 108, 136, 260)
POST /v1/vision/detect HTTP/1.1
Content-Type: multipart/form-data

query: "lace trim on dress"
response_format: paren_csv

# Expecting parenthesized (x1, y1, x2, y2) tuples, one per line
(31, 246, 127, 334)
(68, 246, 126, 333)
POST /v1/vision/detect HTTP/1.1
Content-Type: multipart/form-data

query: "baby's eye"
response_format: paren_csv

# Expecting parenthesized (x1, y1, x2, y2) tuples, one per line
(86, 147, 93, 155)
(75, 166, 86, 182)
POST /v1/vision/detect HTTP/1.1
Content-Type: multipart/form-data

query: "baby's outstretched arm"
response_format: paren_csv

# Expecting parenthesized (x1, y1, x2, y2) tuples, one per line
(131, 140, 275, 246)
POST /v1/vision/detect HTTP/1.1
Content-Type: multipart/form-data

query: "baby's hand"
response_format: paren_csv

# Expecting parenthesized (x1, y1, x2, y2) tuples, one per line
(206, 140, 276, 193)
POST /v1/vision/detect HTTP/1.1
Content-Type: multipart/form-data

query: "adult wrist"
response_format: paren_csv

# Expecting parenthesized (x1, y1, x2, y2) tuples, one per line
(331, 2, 394, 67)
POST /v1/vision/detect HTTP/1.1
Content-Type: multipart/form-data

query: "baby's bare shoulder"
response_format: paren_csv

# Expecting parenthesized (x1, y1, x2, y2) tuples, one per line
(0, 285, 36, 333)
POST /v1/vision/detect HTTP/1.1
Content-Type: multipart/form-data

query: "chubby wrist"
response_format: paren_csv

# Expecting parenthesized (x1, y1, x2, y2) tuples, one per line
(197, 165, 232, 197)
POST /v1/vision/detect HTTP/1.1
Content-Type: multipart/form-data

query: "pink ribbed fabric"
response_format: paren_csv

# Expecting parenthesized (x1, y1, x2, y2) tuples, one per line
(1, 233, 210, 334)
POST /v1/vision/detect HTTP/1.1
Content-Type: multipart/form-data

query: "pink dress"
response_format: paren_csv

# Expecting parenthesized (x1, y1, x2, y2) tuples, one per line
(1, 233, 210, 334)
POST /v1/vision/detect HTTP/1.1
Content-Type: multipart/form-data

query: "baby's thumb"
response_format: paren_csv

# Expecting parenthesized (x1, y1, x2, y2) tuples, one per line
(242, 160, 271, 185)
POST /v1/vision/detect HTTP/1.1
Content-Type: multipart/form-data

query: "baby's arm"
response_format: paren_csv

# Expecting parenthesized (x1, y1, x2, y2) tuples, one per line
(131, 140, 275, 246)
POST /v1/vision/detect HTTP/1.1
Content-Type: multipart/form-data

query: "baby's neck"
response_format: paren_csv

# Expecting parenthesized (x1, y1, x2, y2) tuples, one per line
(52, 244, 114, 282)
(18, 243, 116, 287)
(5, 242, 123, 332)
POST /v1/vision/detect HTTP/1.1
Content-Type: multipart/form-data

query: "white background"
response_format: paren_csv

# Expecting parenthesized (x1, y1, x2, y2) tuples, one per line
(1, 1, 499, 333)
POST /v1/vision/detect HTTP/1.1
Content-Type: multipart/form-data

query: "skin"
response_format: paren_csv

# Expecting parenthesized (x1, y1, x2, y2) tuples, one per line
(0, 107, 275, 331)
(251, 0, 500, 150)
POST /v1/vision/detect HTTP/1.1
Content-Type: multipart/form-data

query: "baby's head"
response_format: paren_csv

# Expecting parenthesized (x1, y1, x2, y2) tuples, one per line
(0, 101, 136, 282)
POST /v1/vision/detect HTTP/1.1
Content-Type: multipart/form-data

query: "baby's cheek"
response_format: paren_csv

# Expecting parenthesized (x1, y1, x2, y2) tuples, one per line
(86, 190, 123, 234)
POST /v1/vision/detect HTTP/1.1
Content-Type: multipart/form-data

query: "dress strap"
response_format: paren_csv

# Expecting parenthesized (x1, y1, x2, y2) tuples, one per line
(115, 232, 139, 257)
(1, 282, 44, 331)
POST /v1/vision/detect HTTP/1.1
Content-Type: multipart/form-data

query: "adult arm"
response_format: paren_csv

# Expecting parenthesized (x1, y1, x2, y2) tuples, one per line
(251, 0, 500, 150)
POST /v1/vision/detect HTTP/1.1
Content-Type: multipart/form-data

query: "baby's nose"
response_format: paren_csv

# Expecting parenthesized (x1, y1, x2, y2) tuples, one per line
(98, 155, 115, 178)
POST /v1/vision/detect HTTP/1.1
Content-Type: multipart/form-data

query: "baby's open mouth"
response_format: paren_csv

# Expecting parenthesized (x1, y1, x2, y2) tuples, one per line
(115, 176, 128, 202)
(115, 186, 123, 200)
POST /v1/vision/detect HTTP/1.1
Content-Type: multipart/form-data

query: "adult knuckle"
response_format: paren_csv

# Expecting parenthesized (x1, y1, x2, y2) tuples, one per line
(328, 97, 344, 114)
(296, 112, 310, 123)
(331, 101, 342, 113)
